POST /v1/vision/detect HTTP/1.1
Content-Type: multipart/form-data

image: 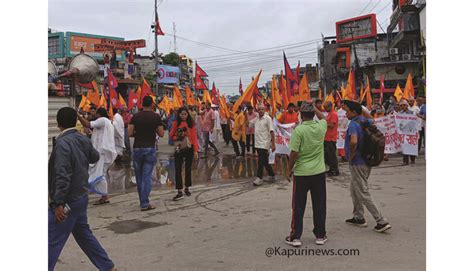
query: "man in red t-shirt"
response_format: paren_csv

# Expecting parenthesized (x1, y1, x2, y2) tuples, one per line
(277, 103, 299, 124)
(323, 101, 339, 176)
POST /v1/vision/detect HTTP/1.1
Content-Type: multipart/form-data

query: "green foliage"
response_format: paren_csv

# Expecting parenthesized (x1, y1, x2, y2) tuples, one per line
(163, 52, 180, 66)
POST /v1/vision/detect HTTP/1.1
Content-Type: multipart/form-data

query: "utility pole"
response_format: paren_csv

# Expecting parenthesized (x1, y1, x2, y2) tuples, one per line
(173, 22, 177, 53)
(154, 0, 159, 94)
(344, 25, 362, 96)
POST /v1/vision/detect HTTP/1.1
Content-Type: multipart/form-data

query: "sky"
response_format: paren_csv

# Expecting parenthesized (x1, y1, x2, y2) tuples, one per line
(49, 0, 393, 95)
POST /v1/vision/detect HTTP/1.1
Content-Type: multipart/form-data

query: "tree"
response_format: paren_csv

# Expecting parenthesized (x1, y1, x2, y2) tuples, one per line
(163, 52, 180, 66)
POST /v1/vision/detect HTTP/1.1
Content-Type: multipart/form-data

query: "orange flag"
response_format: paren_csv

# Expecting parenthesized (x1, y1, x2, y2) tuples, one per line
(185, 85, 195, 106)
(118, 94, 127, 108)
(173, 86, 184, 108)
(298, 73, 311, 102)
(86, 80, 100, 107)
(366, 86, 373, 110)
(280, 73, 289, 109)
(403, 73, 415, 99)
(79, 94, 87, 109)
(98, 95, 107, 109)
(318, 89, 322, 100)
(203, 89, 212, 105)
(233, 70, 262, 113)
(394, 84, 403, 102)
(196, 97, 202, 110)
(271, 75, 282, 105)
(324, 92, 335, 106)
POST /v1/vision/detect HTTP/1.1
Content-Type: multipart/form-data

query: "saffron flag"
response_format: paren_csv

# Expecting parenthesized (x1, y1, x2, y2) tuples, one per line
(128, 89, 139, 109)
(403, 73, 415, 99)
(279, 73, 289, 109)
(202, 89, 212, 105)
(366, 86, 373, 110)
(324, 92, 335, 106)
(159, 95, 172, 115)
(318, 89, 322, 100)
(379, 74, 385, 104)
(345, 69, 356, 100)
(86, 80, 100, 106)
(173, 86, 184, 108)
(394, 84, 403, 102)
(98, 95, 107, 109)
(118, 94, 127, 108)
(185, 85, 195, 106)
(233, 69, 262, 113)
(272, 75, 282, 106)
(78, 94, 88, 109)
(298, 73, 311, 102)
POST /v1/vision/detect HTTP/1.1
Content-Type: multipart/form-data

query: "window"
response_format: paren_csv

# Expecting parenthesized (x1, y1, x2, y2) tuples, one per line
(48, 37, 60, 56)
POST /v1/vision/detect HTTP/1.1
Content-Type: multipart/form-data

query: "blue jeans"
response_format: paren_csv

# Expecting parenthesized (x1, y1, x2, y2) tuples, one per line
(48, 195, 114, 271)
(133, 147, 157, 208)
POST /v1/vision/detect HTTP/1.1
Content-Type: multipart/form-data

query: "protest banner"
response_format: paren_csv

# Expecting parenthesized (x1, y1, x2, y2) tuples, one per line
(336, 109, 349, 149)
(394, 113, 420, 156)
(374, 114, 401, 154)
(273, 120, 296, 155)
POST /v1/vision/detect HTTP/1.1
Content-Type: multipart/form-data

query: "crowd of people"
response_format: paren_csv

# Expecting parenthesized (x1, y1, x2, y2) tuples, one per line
(48, 92, 426, 269)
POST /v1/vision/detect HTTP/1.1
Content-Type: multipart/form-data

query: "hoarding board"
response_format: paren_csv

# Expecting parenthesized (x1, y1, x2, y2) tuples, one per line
(65, 32, 124, 60)
(336, 14, 377, 43)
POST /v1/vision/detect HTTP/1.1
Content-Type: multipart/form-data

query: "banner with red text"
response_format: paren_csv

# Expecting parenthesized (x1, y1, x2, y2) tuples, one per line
(273, 120, 296, 155)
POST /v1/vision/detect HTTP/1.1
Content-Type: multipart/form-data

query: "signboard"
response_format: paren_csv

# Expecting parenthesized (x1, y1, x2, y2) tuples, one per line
(394, 113, 420, 156)
(94, 39, 146, 51)
(157, 65, 181, 84)
(336, 14, 377, 43)
(65, 32, 124, 60)
(336, 109, 350, 149)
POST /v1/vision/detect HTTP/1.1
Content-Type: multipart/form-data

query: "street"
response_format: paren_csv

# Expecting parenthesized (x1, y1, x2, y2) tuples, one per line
(55, 140, 426, 271)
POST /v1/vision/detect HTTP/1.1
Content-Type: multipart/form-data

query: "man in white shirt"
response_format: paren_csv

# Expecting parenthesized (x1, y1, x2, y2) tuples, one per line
(408, 97, 420, 115)
(78, 108, 117, 205)
(211, 104, 222, 145)
(112, 109, 125, 157)
(249, 104, 276, 186)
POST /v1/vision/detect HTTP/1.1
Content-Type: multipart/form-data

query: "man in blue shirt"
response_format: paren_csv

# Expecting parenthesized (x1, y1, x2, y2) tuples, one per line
(343, 100, 391, 233)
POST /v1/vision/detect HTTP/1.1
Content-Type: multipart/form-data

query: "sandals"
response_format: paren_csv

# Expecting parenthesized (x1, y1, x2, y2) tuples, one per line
(140, 204, 156, 212)
(93, 198, 110, 205)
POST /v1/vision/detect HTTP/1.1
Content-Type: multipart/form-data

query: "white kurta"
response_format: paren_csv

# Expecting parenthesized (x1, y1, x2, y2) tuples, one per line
(89, 117, 117, 196)
(113, 113, 125, 156)
(210, 110, 222, 143)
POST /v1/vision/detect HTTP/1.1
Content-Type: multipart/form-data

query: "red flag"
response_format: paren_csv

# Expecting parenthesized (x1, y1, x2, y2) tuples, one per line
(211, 82, 219, 105)
(195, 62, 208, 77)
(194, 76, 208, 90)
(78, 82, 94, 89)
(284, 52, 298, 97)
(239, 78, 243, 96)
(138, 78, 153, 108)
(155, 13, 165, 36)
(379, 74, 385, 104)
(128, 89, 138, 109)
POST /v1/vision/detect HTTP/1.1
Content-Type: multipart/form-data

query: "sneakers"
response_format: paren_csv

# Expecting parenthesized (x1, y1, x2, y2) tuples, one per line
(285, 236, 302, 247)
(173, 192, 184, 201)
(267, 176, 276, 182)
(345, 217, 368, 227)
(253, 177, 264, 186)
(315, 236, 328, 245)
(184, 188, 191, 197)
(374, 223, 392, 233)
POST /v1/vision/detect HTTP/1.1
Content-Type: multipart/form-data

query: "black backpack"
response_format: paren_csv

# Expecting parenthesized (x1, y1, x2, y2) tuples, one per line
(354, 119, 385, 167)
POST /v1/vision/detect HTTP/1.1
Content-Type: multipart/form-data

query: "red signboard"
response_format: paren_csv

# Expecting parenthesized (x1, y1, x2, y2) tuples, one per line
(336, 14, 377, 43)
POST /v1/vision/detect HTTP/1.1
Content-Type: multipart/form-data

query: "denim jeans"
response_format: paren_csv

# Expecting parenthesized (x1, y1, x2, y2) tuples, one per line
(133, 148, 157, 208)
(49, 195, 114, 271)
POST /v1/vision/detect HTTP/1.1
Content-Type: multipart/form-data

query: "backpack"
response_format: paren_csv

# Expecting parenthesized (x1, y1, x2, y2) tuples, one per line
(354, 119, 385, 167)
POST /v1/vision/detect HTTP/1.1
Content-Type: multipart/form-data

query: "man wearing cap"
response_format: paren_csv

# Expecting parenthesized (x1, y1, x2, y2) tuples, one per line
(343, 100, 392, 233)
(285, 102, 328, 247)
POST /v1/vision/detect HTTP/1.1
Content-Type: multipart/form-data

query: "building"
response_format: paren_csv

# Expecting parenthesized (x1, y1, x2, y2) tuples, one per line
(318, 11, 424, 100)
(387, 0, 426, 96)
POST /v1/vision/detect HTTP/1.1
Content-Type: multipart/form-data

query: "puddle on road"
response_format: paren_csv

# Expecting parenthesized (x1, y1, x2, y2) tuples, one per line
(107, 219, 170, 234)
(107, 154, 289, 195)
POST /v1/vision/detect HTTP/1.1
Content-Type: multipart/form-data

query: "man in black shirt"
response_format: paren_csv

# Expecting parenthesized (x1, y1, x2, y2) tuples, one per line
(128, 96, 165, 211)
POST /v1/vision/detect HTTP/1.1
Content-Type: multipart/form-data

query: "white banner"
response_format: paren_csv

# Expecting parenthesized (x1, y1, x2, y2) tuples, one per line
(336, 109, 349, 149)
(273, 120, 296, 155)
(374, 115, 401, 154)
(394, 113, 420, 156)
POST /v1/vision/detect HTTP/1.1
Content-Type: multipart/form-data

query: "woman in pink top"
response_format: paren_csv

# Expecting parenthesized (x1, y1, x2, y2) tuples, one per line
(169, 107, 199, 201)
